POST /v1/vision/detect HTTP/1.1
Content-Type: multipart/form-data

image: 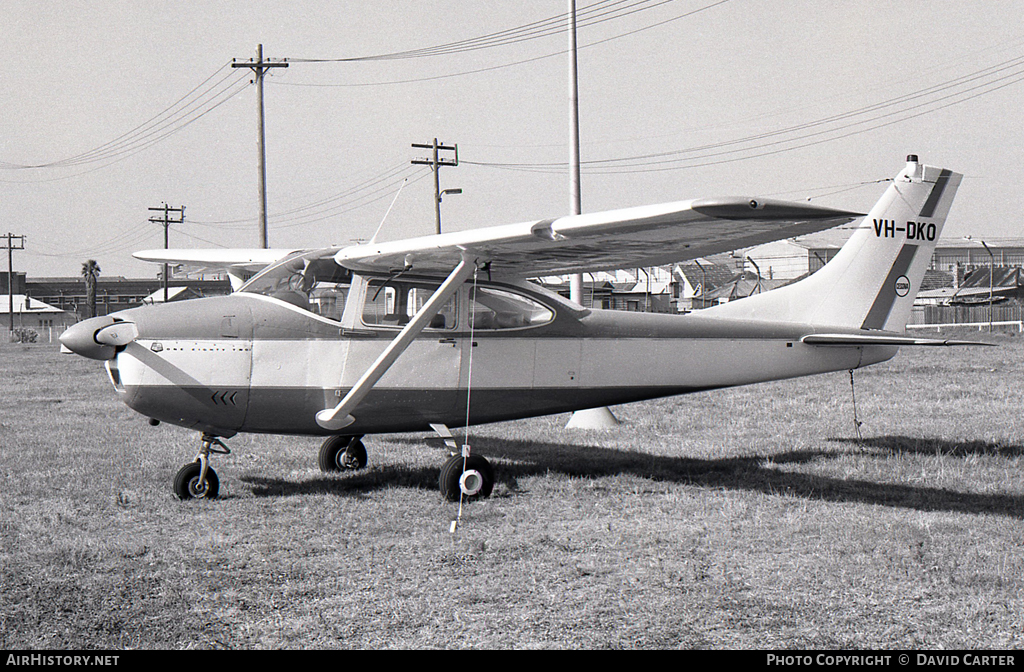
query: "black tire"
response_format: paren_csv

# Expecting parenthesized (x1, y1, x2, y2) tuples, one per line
(173, 462, 219, 500)
(439, 454, 494, 502)
(318, 436, 367, 472)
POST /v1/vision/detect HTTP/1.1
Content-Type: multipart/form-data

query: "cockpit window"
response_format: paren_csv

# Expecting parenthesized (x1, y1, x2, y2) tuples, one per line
(469, 286, 553, 330)
(239, 249, 351, 321)
(362, 279, 457, 330)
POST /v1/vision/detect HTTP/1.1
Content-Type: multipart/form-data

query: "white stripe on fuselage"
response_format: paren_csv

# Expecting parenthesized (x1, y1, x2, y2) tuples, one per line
(114, 335, 894, 394)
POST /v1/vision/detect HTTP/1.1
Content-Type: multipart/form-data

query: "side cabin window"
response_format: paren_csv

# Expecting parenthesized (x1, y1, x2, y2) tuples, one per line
(362, 279, 458, 330)
(239, 251, 352, 322)
(469, 286, 554, 330)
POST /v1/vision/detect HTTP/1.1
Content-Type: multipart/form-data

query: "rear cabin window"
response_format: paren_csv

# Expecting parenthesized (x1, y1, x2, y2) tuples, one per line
(469, 287, 554, 330)
(362, 280, 458, 330)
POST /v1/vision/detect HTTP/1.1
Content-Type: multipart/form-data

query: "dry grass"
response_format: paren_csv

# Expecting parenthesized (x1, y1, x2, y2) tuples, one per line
(1, 333, 1022, 649)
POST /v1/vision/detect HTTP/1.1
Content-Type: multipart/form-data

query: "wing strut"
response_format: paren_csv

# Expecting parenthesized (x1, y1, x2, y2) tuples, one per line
(316, 255, 477, 431)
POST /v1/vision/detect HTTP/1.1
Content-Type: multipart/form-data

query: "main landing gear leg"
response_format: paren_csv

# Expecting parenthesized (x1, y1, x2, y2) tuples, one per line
(173, 433, 230, 500)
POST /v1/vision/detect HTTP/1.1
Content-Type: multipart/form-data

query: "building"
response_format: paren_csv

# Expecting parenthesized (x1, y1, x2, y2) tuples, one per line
(25, 276, 231, 319)
(742, 229, 854, 281)
(1, 295, 77, 339)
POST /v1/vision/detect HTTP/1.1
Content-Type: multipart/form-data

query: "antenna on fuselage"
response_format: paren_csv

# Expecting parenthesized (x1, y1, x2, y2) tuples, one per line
(369, 178, 408, 245)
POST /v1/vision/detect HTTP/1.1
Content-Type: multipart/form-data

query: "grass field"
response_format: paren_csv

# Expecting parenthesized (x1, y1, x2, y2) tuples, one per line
(1, 334, 1022, 649)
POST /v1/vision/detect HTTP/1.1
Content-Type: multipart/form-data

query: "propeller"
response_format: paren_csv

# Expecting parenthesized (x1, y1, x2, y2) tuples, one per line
(59, 316, 138, 360)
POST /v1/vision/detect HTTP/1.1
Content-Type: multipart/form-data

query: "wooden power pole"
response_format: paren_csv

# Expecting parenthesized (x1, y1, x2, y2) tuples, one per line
(3, 233, 25, 333)
(233, 44, 288, 249)
(148, 204, 185, 303)
(412, 139, 459, 235)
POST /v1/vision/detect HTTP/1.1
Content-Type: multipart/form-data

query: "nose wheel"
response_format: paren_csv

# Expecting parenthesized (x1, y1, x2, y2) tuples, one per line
(173, 462, 219, 500)
(173, 434, 230, 500)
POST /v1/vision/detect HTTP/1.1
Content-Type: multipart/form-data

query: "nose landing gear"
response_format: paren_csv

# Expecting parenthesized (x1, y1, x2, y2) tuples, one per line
(173, 433, 230, 500)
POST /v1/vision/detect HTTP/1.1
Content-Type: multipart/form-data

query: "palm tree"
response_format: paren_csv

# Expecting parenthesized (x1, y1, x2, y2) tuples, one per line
(81, 259, 101, 318)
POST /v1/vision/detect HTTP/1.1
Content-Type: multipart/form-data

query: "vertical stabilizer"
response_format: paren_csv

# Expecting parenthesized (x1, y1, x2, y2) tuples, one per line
(700, 157, 962, 331)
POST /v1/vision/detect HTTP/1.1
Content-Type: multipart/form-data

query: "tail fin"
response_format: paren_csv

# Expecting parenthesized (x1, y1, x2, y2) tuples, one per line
(701, 156, 962, 331)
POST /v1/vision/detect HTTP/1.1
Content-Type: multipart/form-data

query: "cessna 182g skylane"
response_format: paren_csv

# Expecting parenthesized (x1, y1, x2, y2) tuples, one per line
(61, 156, 970, 501)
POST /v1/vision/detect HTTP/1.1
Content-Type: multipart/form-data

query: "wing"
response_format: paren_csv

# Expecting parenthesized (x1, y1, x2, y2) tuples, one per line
(334, 197, 864, 276)
(133, 248, 299, 290)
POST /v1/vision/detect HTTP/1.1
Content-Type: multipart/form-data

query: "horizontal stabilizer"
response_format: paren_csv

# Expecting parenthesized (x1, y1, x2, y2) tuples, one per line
(801, 333, 991, 347)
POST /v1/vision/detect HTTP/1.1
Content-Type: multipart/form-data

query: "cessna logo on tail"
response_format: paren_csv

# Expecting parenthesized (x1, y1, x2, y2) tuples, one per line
(873, 219, 936, 242)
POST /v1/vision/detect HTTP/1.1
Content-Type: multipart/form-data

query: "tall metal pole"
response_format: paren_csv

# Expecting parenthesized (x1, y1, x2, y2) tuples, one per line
(233, 45, 287, 249)
(568, 0, 584, 305)
(565, 0, 617, 428)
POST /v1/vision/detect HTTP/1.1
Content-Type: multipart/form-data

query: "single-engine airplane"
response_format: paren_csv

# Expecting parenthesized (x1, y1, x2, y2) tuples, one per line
(61, 156, 971, 501)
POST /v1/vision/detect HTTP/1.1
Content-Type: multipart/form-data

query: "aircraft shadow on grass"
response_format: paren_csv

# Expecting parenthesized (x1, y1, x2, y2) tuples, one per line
(241, 434, 1024, 520)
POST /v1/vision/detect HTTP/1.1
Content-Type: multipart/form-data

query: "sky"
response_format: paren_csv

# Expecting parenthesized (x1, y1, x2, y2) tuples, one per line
(3, 0, 1024, 279)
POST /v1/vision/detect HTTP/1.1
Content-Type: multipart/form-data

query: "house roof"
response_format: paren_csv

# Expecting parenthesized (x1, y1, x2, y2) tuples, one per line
(141, 286, 192, 304)
(0, 295, 67, 314)
(675, 261, 736, 292)
(702, 272, 792, 301)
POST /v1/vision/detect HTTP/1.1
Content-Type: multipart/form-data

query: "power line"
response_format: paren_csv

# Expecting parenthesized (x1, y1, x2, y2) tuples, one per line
(287, 0, 677, 63)
(277, 0, 728, 88)
(1, 64, 250, 178)
(463, 51, 1024, 175)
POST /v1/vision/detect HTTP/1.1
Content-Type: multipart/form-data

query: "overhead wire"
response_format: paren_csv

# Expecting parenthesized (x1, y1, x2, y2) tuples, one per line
(1, 63, 251, 178)
(462, 52, 1024, 175)
(277, 0, 727, 88)
(287, 0, 677, 63)
(187, 162, 431, 233)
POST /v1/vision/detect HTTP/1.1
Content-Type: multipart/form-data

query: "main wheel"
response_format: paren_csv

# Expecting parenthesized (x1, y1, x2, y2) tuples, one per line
(318, 436, 367, 472)
(439, 454, 494, 502)
(173, 462, 219, 500)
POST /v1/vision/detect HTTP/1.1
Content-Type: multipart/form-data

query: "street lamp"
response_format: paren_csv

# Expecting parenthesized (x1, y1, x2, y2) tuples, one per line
(437, 188, 462, 234)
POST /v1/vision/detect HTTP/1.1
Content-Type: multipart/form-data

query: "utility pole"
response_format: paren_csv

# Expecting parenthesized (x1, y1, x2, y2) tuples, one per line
(3, 233, 25, 334)
(412, 139, 459, 234)
(233, 44, 288, 249)
(568, 0, 584, 306)
(564, 0, 618, 429)
(148, 204, 185, 303)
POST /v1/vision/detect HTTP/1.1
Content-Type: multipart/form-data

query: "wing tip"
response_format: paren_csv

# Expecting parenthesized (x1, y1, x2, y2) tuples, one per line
(691, 197, 864, 221)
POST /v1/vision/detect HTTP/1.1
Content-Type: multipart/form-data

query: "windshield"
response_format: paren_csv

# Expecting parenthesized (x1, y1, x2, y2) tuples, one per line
(239, 249, 352, 321)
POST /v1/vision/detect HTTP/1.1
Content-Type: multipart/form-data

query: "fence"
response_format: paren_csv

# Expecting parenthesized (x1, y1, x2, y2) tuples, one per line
(909, 303, 1024, 327)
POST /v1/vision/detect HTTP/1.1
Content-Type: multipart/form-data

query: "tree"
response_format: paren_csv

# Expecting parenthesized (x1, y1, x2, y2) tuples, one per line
(81, 259, 101, 318)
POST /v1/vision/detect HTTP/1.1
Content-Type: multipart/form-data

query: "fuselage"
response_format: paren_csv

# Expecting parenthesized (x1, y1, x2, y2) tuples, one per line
(97, 274, 895, 437)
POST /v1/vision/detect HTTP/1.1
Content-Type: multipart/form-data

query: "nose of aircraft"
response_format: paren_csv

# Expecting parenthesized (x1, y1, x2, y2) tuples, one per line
(59, 315, 139, 360)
